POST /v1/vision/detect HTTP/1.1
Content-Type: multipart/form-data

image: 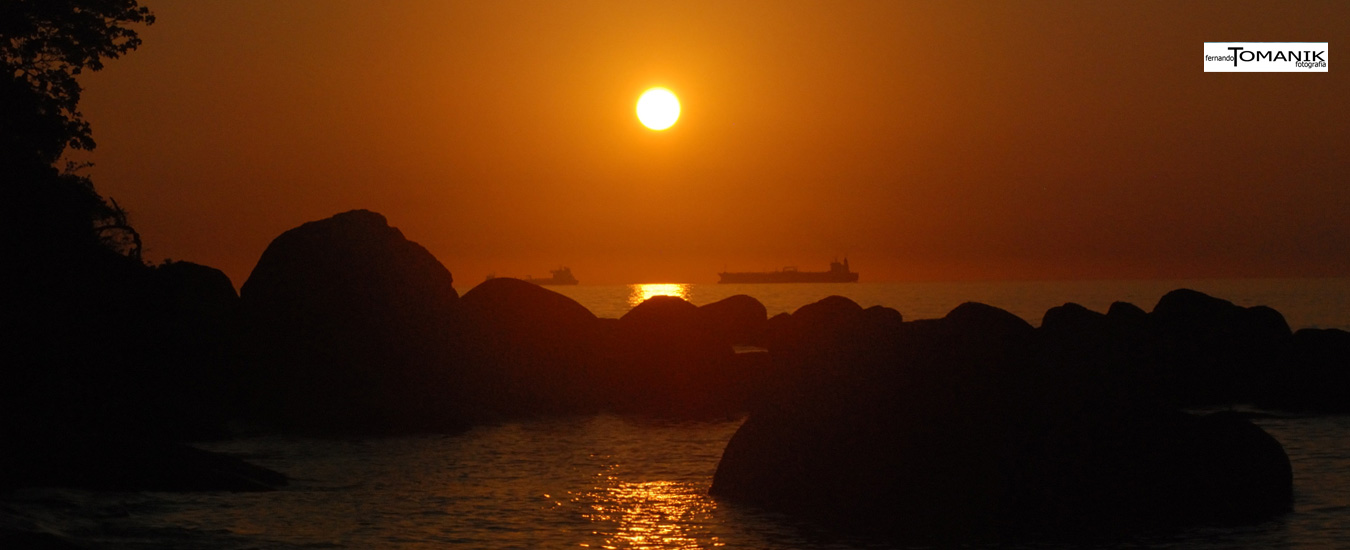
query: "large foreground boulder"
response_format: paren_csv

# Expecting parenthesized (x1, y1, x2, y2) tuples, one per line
(711, 296, 1294, 540)
(239, 210, 462, 433)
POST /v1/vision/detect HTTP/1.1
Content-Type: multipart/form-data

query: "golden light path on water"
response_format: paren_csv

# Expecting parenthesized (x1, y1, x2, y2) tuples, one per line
(576, 478, 723, 549)
(627, 283, 693, 309)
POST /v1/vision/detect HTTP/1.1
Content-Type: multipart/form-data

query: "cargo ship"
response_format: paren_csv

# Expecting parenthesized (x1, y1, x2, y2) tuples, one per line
(717, 259, 858, 284)
(485, 267, 579, 286)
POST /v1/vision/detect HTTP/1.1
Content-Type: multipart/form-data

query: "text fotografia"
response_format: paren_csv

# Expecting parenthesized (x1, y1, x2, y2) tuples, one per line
(1204, 42, 1328, 72)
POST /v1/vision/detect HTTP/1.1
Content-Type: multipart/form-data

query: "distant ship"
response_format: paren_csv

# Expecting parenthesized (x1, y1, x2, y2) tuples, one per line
(487, 267, 579, 286)
(717, 259, 859, 284)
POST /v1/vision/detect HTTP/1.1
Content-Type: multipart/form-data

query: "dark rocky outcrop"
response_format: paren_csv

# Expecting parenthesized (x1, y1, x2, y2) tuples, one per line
(1038, 301, 1163, 406)
(1149, 289, 1293, 407)
(1, 251, 283, 496)
(763, 295, 867, 369)
(1038, 290, 1342, 412)
(600, 296, 743, 417)
(1001, 407, 1292, 531)
(2, 198, 281, 491)
(152, 260, 239, 316)
(456, 277, 604, 418)
(711, 296, 1294, 540)
(139, 261, 245, 438)
(1107, 300, 1149, 323)
(453, 284, 770, 419)
(697, 294, 768, 347)
(2, 253, 243, 439)
(238, 210, 463, 434)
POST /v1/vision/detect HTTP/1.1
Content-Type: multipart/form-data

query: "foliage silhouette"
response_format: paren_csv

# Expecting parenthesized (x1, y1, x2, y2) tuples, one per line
(2, 0, 153, 263)
(0, 3, 285, 499)
(2, 1, 153, 260)
(1, 0, 155, 162)
(0, 1, 230, 443)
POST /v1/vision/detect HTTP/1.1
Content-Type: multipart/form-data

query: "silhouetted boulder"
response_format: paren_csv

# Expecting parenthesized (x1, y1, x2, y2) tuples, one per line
(791, 294, 865, 326)
(621, 294, 702, 329)
(242, 210, 458, 311)
(749, 297, 877, 407)
(942, 301, 1037, 370)
(1039, 302, 1163, 402)
(862, 304, 903, 325)
(697, 294, 768, 347)
(1039, 302, 1114, 374)
(133, 261, 245, 437)
(764, 295, 866, 358)
(238, 210, 462, 434)
(152, 261, 238, 316)
(1185, 412, 1293, 520)
(1043, 302, 1107, 331)
(1152, 288, 1233, 323)
(1107, 300, 1149, 324)
(1004, 408, 1291, 531)
(1149, 289, 1293, 406)
(600, 296, 740, 416)
(456, 277, 603, 418)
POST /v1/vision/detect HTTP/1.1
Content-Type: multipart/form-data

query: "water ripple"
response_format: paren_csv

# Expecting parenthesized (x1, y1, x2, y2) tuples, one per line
(4, 413, 1350, 549)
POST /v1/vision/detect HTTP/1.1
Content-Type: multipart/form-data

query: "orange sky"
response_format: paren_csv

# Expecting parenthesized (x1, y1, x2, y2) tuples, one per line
(77, 0, 1349, 286)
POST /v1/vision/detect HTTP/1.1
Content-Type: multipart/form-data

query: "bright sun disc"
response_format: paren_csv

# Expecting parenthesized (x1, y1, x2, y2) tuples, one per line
(636, 88, 680, 130)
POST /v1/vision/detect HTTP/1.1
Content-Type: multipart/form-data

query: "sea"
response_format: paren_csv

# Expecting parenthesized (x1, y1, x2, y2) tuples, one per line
(5, 278, 1350, 549)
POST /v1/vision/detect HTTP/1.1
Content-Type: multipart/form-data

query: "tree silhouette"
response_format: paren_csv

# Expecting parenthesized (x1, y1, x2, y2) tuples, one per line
(1, 1, 154, 260)
(1, 0, 155, 164)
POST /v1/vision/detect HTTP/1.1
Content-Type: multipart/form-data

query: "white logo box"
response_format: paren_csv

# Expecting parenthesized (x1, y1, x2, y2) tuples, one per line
(1204, 42, 1328, 72)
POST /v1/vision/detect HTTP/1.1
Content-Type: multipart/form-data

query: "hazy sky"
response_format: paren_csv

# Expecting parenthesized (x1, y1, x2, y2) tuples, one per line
(78, 0, 1349, 286)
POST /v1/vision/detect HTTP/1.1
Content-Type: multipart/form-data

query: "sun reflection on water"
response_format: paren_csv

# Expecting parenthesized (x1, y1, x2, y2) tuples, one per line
(578, 479, 722, 549)
(627, 283, 693, 309)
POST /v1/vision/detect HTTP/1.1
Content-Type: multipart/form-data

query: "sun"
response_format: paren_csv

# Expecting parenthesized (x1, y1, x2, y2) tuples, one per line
(636, 88, 680, 130)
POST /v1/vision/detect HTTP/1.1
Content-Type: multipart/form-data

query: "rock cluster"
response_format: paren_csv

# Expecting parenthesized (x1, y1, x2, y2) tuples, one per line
(235, 211, 770, 428)
(10, 207, 1342, 540)
(711, 295, 1296, 537)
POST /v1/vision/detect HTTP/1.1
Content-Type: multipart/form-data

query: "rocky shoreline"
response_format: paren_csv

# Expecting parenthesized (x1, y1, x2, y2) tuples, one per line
(7, 209, 1349, 541)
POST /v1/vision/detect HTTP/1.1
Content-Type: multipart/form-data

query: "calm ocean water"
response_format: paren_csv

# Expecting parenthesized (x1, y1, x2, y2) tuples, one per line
(6, 279, 1350, 549)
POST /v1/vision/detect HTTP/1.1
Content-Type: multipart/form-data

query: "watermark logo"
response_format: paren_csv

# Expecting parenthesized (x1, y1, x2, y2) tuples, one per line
(1204, 42, 1328, 72)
